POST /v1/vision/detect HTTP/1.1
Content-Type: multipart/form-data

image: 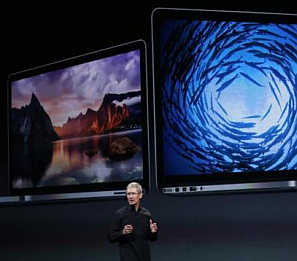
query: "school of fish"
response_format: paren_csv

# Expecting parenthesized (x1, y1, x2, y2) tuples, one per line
(160, 20, 297, 174)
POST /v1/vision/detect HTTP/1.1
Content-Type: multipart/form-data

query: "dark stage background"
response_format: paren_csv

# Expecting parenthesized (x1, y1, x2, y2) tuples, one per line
(1, 3, 297, 261)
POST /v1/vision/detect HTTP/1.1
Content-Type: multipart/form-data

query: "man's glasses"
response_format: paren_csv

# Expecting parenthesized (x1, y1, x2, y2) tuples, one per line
(126, 192, 140, 196)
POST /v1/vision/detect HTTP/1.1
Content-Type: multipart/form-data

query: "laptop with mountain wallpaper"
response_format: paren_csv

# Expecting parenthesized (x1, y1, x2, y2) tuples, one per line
(8, 40, 150, 200)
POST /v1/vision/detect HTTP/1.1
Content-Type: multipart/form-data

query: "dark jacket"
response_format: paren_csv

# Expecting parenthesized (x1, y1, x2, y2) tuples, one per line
(108, 205, 158, 261)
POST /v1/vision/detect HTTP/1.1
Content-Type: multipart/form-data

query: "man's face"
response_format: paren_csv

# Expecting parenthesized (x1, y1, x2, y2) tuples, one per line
(126, 187, 142, 206)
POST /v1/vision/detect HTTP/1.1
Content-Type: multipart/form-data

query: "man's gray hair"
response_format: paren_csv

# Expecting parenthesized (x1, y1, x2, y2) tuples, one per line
(127, 182, 143, 194)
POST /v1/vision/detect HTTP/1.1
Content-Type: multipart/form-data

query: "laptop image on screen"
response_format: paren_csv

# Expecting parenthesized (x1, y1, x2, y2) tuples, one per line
(8, 40, 150, 202)
(152, 8, 297, 195)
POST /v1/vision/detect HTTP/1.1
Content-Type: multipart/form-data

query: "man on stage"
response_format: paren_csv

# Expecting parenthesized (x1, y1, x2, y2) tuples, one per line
(108, 182, 158, 261)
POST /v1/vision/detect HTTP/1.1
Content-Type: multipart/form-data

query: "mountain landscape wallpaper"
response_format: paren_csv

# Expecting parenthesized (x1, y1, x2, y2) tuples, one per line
(10, 50, 144, 190)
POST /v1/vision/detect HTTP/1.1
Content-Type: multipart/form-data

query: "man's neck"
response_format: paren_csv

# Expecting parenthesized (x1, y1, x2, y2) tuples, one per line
(130, 203, 140, 212)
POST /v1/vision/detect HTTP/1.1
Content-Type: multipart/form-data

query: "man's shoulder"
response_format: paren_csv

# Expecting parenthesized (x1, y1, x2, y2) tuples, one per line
(140, 206, 152, 217)
(115, 205, 129, 215)
(114, 205, 152, 216)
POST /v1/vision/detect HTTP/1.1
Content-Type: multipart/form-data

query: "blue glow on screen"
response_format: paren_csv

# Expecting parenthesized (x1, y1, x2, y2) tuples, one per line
(160, 20, 297, 175)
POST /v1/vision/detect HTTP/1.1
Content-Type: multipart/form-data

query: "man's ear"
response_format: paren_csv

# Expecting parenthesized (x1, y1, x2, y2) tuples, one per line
(139, 193, 143, 199)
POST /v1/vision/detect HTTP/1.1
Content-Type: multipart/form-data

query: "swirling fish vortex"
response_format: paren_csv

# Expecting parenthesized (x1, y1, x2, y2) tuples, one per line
(162, 21, 297, 174)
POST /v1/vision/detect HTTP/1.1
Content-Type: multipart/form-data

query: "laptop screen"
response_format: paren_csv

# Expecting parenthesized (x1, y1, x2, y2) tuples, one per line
(8, 40, 150, 199)
(152, 8, 297, 193)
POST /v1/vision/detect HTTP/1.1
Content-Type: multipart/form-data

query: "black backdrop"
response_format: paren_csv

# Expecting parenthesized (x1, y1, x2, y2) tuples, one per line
(1, 3, 297, 261)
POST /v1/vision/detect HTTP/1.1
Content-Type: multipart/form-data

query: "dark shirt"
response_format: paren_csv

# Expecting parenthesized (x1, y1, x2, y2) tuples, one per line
(108, 205, 158, 261)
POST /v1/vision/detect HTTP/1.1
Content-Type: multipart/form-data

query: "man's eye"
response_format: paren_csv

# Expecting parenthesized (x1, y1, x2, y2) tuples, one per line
(127, 193, 137, 196)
